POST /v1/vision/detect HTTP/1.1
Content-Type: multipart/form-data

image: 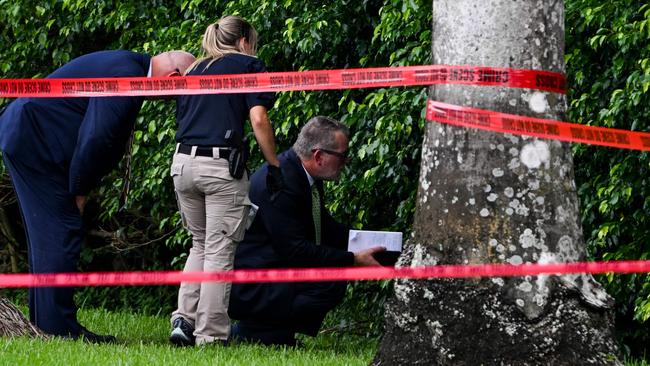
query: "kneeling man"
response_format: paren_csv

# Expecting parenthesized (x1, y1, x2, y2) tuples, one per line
(229, 116, 384, 346)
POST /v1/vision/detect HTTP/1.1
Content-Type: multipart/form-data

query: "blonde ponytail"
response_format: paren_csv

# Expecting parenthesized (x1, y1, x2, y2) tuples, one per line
(186, 16, 259, 74)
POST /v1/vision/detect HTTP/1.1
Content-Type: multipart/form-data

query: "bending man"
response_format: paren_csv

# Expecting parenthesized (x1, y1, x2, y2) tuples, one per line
(0, 50, 195, 342)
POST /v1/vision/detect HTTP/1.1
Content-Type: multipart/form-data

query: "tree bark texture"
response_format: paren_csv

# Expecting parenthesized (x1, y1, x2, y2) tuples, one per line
(0, 298, 45, 338)
(373, 1, 620, 365)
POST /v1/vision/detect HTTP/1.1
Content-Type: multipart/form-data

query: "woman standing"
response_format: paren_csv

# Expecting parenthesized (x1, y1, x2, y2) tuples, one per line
(169, 16, 283, 346)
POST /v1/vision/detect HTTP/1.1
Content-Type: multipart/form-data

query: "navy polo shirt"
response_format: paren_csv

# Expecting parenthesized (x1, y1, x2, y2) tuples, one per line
(175, 54, 276, 147)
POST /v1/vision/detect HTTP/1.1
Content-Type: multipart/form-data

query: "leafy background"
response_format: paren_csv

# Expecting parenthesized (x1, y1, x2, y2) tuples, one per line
(567, 0, 650, 355)
(0, 0, 648, 357)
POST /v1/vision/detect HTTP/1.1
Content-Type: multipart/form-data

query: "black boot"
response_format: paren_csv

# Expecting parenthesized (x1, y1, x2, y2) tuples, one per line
(77, 327, 117, 344)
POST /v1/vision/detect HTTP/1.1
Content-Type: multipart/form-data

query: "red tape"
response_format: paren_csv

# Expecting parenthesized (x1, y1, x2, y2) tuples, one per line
(0, 65, 565, 98)
(4, 67, 649, 288)
(1, 260, 649, 288)
(427, 100, 650, 151)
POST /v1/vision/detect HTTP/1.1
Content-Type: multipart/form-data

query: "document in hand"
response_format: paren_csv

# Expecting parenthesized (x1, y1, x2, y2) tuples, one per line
(348, 230, 402, 266)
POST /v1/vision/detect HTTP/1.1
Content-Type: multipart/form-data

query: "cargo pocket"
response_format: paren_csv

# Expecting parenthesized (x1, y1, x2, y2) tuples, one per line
(174, 190, 188, 229)
(217, 193, 251, 242)
(169, 162, 186, 228)
(170, 162, 184, 177)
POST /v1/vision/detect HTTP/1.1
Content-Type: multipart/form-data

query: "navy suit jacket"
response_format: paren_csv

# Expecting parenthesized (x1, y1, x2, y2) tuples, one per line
(229, 148, 354, 322)
(0, 50, 150, 195)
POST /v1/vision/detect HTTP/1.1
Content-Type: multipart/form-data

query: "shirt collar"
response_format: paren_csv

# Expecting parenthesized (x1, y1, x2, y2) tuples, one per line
(301, 163, 315, 186)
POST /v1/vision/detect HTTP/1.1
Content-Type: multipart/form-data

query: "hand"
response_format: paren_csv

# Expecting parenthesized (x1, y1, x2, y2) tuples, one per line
(266, 164, 284, 201)
(353, 246, 386, 267)
(75, 196, 88, 215)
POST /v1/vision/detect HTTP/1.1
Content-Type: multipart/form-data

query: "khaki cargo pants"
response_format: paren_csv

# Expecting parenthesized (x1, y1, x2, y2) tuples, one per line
(170, 147, 251, 345)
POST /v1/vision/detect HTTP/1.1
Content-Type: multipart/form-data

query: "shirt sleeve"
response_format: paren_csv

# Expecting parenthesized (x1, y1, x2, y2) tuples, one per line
(245, 58, 276, 111)
(68, 96, 143, 195)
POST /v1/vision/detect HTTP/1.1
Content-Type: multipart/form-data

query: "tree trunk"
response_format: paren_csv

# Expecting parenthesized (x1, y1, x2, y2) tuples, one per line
(0, 298, 44, 338)
(373, 1, 620, 364)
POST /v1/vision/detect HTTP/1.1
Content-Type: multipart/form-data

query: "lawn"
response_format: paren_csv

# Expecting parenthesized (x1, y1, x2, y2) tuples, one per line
(0, 308, 378, 366)
(2, 307, 648, 365)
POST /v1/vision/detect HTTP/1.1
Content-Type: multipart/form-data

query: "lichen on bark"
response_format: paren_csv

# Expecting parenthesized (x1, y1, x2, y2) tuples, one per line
(373, 1, 620, 364)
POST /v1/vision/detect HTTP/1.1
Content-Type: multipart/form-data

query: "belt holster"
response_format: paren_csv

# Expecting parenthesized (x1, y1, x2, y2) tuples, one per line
(228, 141, 249, 179)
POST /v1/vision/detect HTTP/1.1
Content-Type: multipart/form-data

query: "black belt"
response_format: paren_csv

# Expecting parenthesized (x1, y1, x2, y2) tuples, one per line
(177, 144, 231, 159)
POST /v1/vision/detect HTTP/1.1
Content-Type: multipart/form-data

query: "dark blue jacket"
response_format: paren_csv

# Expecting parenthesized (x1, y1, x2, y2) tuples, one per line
(0, 50, 150, 195)
(229, 149, 354, 322)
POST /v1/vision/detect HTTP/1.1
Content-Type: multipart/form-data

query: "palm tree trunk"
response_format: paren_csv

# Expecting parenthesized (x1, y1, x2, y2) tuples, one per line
(372, 0, 620, 364)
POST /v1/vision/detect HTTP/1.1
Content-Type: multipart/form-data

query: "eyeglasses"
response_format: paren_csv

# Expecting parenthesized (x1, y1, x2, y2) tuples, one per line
(312, 148, 351, 163)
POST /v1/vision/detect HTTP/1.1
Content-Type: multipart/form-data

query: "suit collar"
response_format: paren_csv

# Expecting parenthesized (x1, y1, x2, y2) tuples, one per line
(301, 164, 315, 186)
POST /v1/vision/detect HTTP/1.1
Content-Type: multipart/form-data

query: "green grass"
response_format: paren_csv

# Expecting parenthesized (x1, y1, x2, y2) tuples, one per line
(2, 307, 648, 365)
(626, 359, 650, 366)
(0, 308, 378, 366)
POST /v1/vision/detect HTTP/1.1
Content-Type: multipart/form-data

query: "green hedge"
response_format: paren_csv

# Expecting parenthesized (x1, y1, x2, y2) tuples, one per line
(0, 0, 431, 334)
(1, 0, 649, 355)
(567, 0, 650, 355)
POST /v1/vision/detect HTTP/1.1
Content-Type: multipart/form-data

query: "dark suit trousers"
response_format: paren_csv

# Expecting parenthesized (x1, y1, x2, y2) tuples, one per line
(291, 281, 347, 335)
(3, 154, 84, 337)
(237, 280, 346, 339)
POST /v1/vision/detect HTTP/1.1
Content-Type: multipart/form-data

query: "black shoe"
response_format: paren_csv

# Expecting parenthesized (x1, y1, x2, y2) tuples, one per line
(170, 317, 195, 346)
(78, 328, 116, 344)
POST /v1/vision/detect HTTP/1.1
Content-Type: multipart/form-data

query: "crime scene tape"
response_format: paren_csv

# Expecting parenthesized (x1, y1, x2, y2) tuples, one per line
(0, 65, 566, 98)
(2, 64, 649, 288)
(427, 100, 650, 152)
(1, 260, 650, 288)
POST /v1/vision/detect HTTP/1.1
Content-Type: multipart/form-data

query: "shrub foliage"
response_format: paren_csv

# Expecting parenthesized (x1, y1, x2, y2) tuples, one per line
(567, 0, 650, 354)
(0, 0, 648, 354)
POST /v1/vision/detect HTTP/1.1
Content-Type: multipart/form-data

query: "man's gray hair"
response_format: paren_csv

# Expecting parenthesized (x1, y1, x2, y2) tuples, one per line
(292, 116, 349, 160)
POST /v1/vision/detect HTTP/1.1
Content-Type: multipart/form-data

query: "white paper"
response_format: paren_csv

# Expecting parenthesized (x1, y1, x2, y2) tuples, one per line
(246, 203, 259, 230)
(347, 230, 402, 252)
